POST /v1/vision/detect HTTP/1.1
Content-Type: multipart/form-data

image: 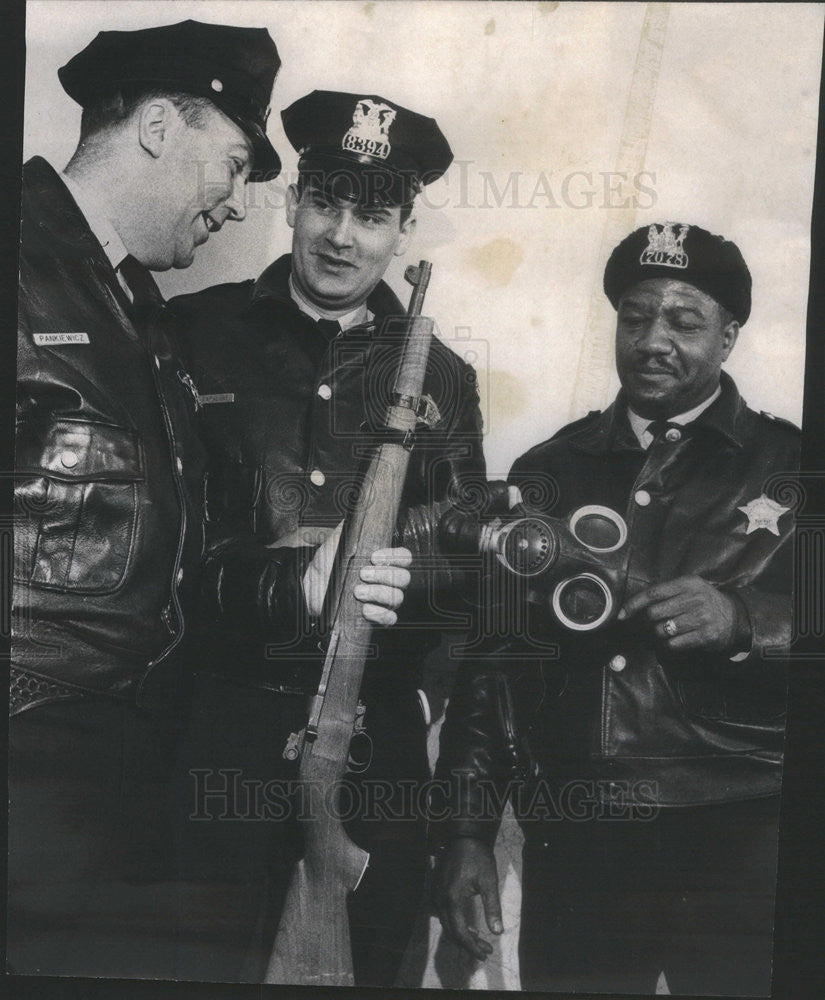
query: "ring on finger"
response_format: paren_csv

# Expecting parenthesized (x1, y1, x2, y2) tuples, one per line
(663, 618, 678, 638)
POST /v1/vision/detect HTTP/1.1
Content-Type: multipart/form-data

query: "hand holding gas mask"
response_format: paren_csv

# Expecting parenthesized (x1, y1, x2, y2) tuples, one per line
(400, 481, 630, 632)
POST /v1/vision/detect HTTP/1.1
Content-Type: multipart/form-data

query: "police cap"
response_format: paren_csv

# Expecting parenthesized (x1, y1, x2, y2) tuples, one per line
(58, 20, 281, 181)
(603, 222, 752, 325)
(281, 90, 453, 206)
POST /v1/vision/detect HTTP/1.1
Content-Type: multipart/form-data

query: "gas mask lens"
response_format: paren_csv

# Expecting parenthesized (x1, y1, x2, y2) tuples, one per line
(569, 505, 628, 552)
(552, 574, 614, 631)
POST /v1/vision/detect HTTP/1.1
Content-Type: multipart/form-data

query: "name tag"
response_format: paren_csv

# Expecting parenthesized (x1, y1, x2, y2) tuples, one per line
(199, 393, 235, 405)
(33, 332, 90, 345)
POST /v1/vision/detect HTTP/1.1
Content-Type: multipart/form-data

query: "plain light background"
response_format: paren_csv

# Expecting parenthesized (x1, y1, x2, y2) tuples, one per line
(24, 1, 822, 479)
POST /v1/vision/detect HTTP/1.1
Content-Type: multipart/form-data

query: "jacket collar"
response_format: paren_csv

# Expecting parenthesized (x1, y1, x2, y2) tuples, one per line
(23, 157, 112, 262)
(22, 156, 164, 327)
(248, 253, 405, 326)
(59, 169, 129, 271)
(569, 371, 746, 455)
(690, 371, 748, 447)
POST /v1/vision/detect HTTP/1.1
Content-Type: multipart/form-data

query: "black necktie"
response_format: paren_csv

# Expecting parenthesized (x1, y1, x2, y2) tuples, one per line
(315, 318, 342, 339)
(646, 419, 681, 445)
(118, 255, 163, 318)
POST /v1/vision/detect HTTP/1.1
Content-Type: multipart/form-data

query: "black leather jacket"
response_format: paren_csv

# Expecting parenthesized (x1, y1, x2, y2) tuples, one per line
(13, 158, 207, 708)
(435, 375, 799, 841)
(170, 255, 486, 692)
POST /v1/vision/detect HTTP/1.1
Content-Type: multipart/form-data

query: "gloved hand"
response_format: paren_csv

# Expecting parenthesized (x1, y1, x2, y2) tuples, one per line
(438, 479, 523, 555)
(389, 482, 522, 613)
(396, 480, 521, 557)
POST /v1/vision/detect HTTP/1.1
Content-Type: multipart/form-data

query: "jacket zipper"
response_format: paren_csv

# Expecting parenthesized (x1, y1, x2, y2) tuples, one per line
(496, 672, 535, 780)
(137, 340, 189, 695)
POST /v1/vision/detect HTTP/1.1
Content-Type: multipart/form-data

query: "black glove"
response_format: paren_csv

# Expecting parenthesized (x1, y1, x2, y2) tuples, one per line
(397, 480, 516, 557)
(392, 481, 516, 611)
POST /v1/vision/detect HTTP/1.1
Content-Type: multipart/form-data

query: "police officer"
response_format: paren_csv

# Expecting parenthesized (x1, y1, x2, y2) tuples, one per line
(171, 90, 486, 985)
(434, 223, 798, 995)
(11, 20, 285, 979)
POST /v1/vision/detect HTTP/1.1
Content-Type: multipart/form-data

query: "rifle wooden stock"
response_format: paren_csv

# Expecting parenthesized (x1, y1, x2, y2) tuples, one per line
(265, 265, 434, 986)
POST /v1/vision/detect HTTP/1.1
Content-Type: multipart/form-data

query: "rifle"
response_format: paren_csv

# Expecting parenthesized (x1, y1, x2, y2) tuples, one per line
(264, 261, 435, 986)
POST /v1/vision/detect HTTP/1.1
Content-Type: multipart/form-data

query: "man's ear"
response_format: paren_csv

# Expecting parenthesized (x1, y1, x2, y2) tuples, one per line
(393, 215, 416, 257)
(285, 184, 301, 229)
(138, 100, 174, 159)
(721, 319, 740, 361)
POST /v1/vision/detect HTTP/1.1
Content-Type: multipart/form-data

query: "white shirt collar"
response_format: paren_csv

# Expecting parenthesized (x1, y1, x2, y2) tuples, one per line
(288, 273, 371, 331)
(628, 384, 722, 448)
(61, 169, 129, 272)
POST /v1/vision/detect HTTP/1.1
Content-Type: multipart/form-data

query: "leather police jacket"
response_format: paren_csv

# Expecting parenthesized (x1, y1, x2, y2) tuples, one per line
(13, 158, 208, 708)
(435, 375, 799, 842)
(170, 255, 486, 691)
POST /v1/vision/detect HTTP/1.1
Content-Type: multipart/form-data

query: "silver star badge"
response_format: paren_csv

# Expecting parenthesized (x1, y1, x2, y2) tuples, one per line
(738, 494, 790, 536)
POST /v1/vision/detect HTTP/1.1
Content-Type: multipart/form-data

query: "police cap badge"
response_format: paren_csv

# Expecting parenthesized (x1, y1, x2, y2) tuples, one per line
(281, 90, 453, 206)
(603, 222, 752, 324)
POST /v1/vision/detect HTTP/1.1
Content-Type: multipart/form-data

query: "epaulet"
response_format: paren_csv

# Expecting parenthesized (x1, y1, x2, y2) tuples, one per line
(759, 410, 800, 434)
(548, 408, 602, 440)
(168, 279, 255, 309)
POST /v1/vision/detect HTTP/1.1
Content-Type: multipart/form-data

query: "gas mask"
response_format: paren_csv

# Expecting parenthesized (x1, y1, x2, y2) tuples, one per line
(403, 496, 630, 631)
(472, 504, 629, 630)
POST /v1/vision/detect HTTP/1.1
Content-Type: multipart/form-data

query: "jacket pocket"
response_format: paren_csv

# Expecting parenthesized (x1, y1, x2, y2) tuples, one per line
(14, 418, 144, 594)
(675, 674, 786, 725)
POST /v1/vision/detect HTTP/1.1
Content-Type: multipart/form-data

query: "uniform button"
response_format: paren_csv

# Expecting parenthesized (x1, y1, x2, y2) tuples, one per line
(60, 450, 78, 469)
(634, 489, 651, 507)
(176, 457, 184, 475)
(154, 355, 161, 369)
(608, 654, 627, 672)
(665, 427, 682, 442)
(176, 568, 184, 585)
(317, 384, 332, 400)
(310, 469, 326, 487)
(211, 78, 224, 93)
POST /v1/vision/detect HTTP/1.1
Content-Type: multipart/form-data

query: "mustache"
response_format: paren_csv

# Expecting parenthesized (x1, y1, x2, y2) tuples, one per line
(630, 359, 678, 374)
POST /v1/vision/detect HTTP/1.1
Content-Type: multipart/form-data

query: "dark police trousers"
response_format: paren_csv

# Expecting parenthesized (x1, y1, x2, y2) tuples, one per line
(175, 672, 430, 986)
(518, 797, 780, 996)
(7, 696, 265, 980)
